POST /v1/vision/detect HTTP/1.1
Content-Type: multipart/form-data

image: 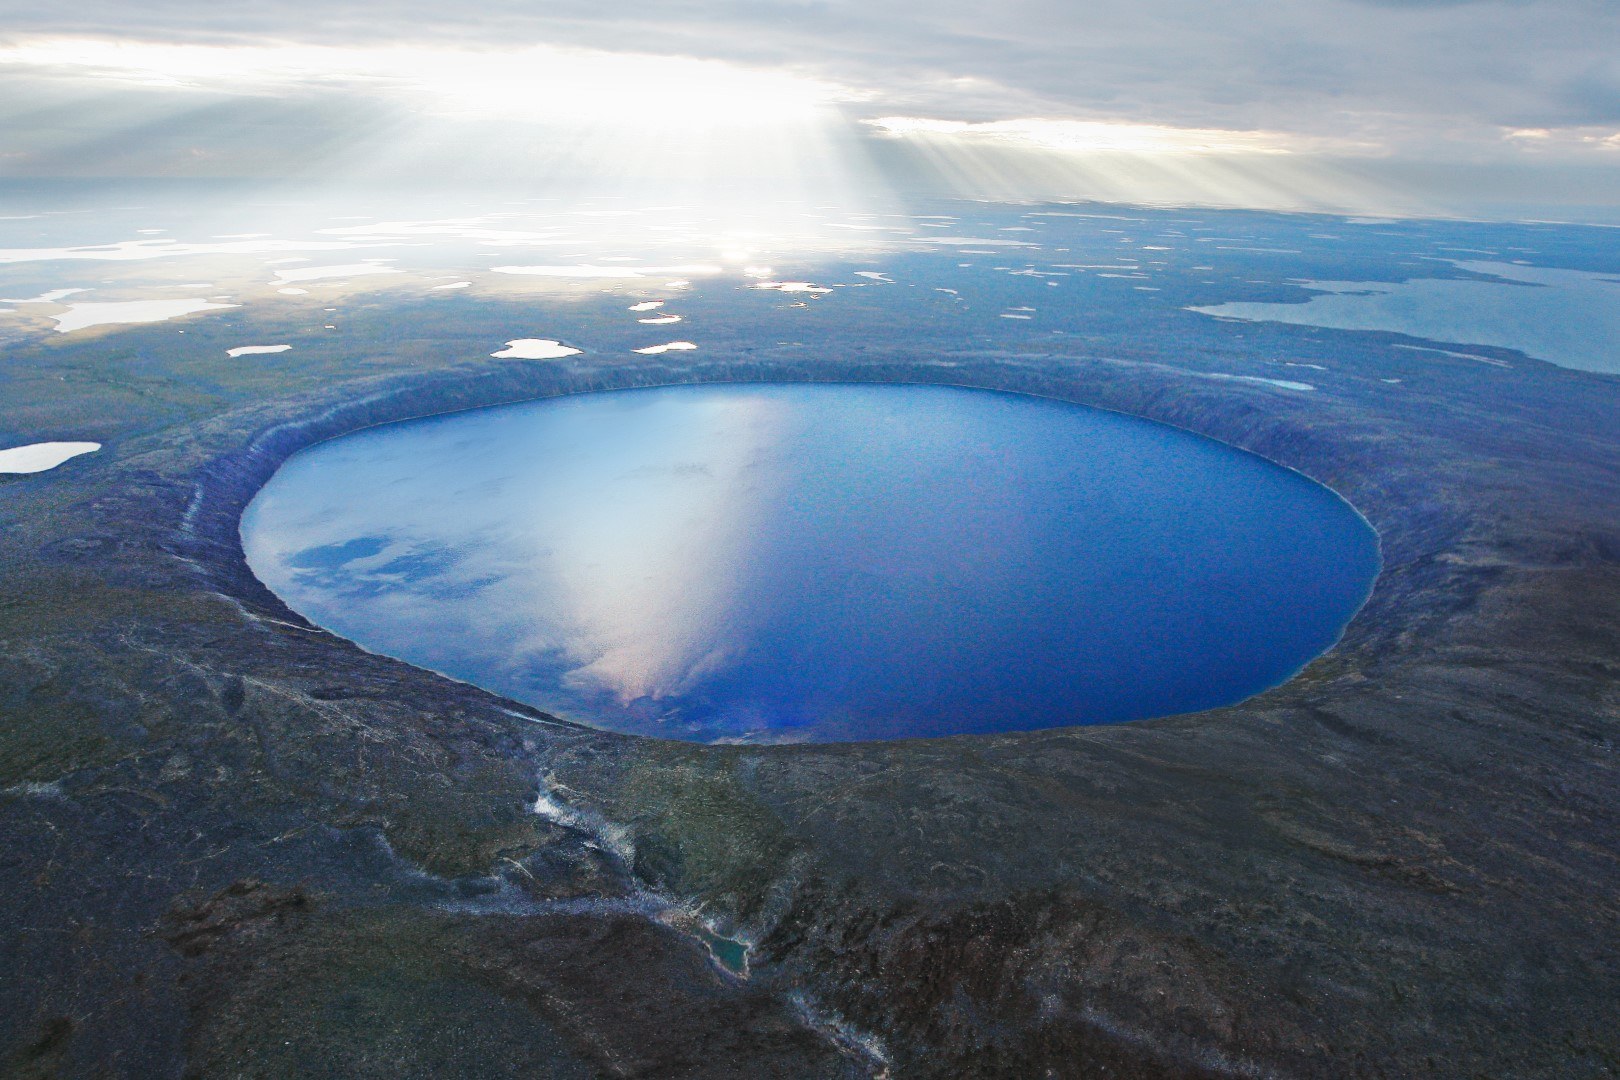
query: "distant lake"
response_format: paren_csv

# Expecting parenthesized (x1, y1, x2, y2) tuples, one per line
(1190, 261, 1620, 374)
(241, 384, 1380, 743)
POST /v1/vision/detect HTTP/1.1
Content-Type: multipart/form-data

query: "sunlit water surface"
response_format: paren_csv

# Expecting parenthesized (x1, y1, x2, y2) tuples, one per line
(1190, 261, 1620, 374)
(242, 384, 1379, 742)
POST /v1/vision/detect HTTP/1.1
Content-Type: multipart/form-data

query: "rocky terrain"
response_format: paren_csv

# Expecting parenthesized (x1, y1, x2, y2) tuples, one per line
(2, 254, 1617, 1077)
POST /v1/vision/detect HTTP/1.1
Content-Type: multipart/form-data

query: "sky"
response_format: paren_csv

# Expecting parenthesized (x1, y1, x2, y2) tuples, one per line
(1, 0, 1616, 218)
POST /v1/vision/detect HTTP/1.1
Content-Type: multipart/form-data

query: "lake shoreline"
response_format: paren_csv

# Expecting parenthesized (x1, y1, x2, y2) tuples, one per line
(5, 337, 1616, 1076)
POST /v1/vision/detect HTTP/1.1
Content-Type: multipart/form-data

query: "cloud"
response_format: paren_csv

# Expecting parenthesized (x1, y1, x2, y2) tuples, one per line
(1, 0, 1615, 140)
(0, 1, 1617, 216)
(865, 117, 1374, 156)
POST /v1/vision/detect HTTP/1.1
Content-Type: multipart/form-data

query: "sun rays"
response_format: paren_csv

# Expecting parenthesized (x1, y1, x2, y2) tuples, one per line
(0, 33, 1418, 219)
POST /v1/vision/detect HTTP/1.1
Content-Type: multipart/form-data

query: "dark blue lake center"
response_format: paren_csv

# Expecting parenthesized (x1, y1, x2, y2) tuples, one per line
(241, 383, 1380, 742)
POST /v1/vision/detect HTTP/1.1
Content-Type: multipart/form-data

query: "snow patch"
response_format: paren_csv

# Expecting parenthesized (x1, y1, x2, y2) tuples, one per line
(491, 338, 582, 360)
(50, 299, 236, 333)
(1202, 373, 1316, 391)
(754, 281, 831, 295)
(274, 262, 402, 283)
(0, 441, 100, 474)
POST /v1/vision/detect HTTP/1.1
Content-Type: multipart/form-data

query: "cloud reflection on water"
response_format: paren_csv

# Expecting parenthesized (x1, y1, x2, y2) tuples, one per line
(243, 384, 1381, 743)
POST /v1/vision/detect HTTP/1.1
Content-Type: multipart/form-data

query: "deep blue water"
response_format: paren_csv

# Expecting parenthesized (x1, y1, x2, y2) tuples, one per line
(241, 383, 1379, 742)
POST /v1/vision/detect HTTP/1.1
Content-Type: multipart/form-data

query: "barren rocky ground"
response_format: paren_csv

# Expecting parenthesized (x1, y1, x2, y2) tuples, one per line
(2, 215, 1617, 1077)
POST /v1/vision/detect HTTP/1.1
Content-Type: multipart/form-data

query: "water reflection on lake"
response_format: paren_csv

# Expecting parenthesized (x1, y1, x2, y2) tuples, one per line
(242, 383, 1379, 742)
